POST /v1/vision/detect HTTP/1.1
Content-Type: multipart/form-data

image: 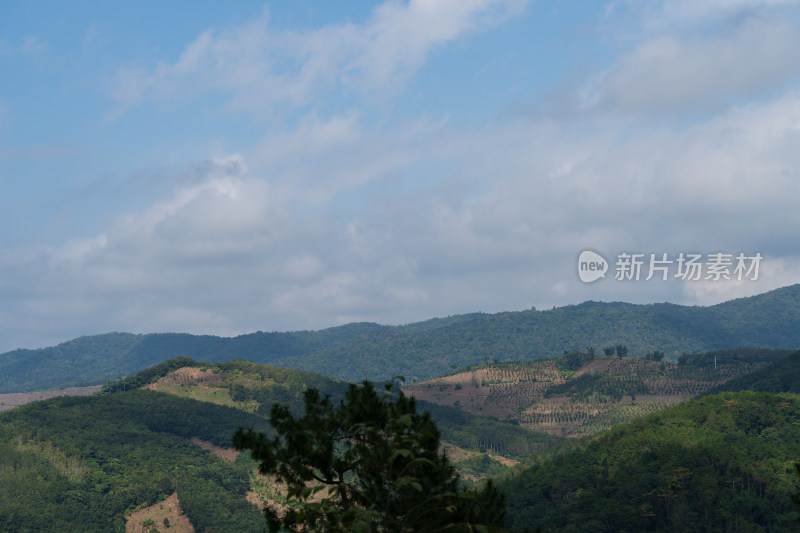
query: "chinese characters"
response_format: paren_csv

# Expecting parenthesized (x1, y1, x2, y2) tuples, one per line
(613, 252, 762, 281)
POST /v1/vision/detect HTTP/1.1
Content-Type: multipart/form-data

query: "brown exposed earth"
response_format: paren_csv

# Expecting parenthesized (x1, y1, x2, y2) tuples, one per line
(189, 437, 240, 462)
(0, 385, 102, 412)
(146, 367, 223, 388)
(125, 493, 194, 533)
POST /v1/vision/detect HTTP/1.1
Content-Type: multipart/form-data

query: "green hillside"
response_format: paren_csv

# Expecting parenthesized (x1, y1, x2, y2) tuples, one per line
(0, 323, 386, 393)
(501, 391, 800, 532)
(702, 349, 800, 395)
(0, 390, 269, 532)
(4, 353, 800, 532)
(0, 358, 559, 531)
(134, 358, 560, 471)
(2, 284, 800, 392)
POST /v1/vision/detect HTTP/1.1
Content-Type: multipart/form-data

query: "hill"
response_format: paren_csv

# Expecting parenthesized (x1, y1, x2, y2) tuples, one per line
(404, 348, 791, 437)
(500, 391, 800, 532)
(133, 358, 561, 477)
(270, 284, 800, 382)
(0, 358, 560, 531)
(0, 323, 386, 393)
(2, 284, 800, 392)
(704, 349, 800, 395)
(0, 389, 269, 532)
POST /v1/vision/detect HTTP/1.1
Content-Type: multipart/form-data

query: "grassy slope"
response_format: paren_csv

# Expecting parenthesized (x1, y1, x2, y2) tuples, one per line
(3, 284, 800, 392)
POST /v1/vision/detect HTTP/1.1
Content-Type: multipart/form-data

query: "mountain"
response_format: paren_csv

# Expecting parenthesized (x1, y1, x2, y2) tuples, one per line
(2, 284, 800, 393)
(500, 390, 800, 532)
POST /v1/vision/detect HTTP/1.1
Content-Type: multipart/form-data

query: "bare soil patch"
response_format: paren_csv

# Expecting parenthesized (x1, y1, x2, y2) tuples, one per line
(125, 493, 194, 533)
(147, 367, 223, 388)
(189, 437, 239, 462)
(0, 385, 102, 411)
(488, 453, 519, 467)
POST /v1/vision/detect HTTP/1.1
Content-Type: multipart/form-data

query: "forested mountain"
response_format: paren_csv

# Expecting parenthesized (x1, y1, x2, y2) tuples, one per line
(0, 323, 386, 393)
(501, 391, 800, 532)
(2, 284, 800, 393)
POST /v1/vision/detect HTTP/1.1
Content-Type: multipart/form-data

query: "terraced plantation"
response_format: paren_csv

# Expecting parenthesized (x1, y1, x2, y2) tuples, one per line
(403, 348, 788, 437)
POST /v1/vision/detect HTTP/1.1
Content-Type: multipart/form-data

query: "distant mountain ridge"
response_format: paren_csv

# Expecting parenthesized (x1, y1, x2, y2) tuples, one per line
(2, 284, 800, 393)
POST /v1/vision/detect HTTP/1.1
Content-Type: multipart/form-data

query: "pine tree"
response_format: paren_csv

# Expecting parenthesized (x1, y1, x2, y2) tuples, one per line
(233, 380, 507, 532)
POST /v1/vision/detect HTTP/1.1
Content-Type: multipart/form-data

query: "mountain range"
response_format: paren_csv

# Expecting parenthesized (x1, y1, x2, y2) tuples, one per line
(2, 284, 800, 393)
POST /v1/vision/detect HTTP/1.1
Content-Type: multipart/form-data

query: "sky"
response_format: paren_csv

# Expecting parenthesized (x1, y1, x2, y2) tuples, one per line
(2, 0, 800, 352)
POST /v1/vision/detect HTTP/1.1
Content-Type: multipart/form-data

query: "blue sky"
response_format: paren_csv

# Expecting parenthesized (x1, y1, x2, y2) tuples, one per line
(2, 0, 800, 352)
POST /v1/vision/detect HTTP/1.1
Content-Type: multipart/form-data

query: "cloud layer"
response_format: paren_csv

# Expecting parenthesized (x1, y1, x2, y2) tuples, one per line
(2, 0, 800, 352)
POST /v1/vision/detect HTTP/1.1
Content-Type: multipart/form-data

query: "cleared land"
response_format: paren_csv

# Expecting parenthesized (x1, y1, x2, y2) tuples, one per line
(0, 385, 102, 412)
(125, 493, 195, 533)
(404, 356, 769, 437)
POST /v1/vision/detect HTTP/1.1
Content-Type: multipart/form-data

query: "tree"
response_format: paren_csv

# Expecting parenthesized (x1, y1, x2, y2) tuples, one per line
(644, 350, 665, 362)
(233, 380, 507, 532)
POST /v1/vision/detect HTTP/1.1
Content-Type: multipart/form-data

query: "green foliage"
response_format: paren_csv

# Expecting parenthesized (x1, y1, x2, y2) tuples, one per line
(677, 347, 791, 367)
(102, 356, 195, 394)
(502, 391, 800, 532)
(455, 453, 507, 480)
(233, 381, 507, 532)
(417, 400, 562, 457)
(555, 349, 596, 372)
(644, 350, 665, 362)
(0, 332, 145, 393)
(0, 390, 267, 531)
(704, 350, 800, 394)
(220, 359, 350, 416)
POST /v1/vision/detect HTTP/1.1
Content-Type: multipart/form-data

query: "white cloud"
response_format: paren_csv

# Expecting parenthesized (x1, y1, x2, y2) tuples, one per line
(107, 0, 528, 117)
(584, 14, 800, 114)
(6, 0, 800, 353)
(4, 88, 800, 351)
(651, 0, 800, 28)
(21, 35, 48, 56)
(681, 255, 800, 304)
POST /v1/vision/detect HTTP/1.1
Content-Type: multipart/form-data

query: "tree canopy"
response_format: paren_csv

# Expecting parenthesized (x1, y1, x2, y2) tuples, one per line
(233, 380, 507, 532)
